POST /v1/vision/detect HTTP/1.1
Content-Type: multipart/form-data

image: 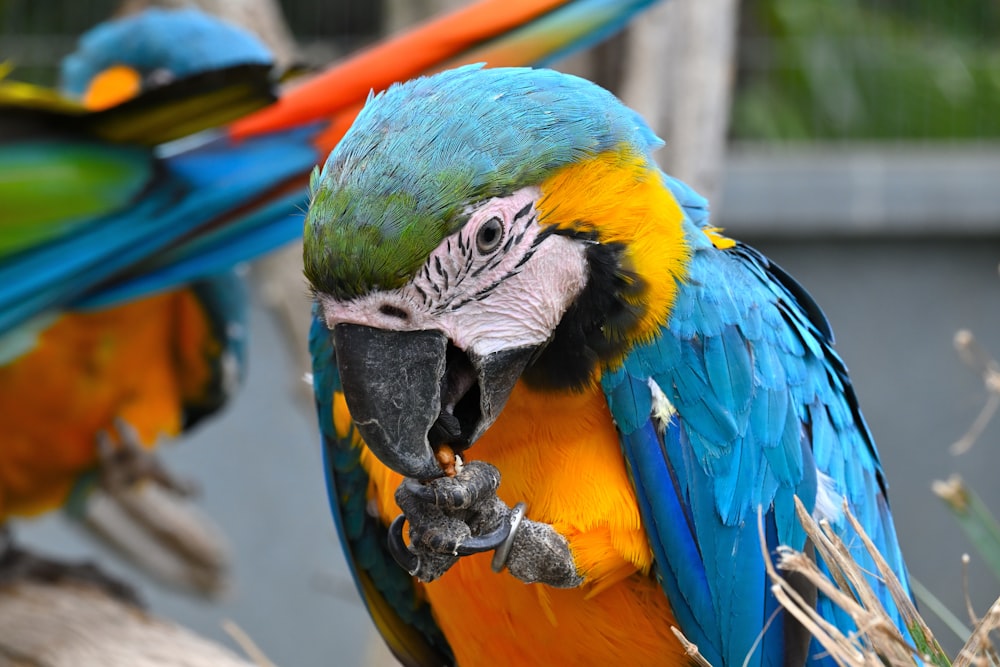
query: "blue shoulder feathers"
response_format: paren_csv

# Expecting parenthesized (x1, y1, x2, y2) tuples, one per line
(603, 184, 911, 666)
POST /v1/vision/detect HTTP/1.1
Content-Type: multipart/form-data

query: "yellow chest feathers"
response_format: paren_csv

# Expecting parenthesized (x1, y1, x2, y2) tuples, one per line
(355, 381, 685, 666)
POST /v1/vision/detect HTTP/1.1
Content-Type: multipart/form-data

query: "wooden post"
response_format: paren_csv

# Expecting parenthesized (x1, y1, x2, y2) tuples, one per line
(619, 0, 740, 204)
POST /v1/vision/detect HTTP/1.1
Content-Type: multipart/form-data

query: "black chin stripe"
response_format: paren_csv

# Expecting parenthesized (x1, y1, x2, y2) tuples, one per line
(522, 237, 646, 392)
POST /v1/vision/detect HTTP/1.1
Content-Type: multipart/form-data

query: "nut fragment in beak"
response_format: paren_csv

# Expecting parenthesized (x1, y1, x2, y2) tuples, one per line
(434, 444, 457, 477)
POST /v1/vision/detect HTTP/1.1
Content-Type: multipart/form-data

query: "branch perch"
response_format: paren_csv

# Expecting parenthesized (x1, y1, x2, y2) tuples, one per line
(0, 582, 263, 667)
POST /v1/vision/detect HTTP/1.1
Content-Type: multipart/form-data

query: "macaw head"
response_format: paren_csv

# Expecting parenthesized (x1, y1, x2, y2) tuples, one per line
(59, 8, 272, 110)
(305, 65, 691, 480)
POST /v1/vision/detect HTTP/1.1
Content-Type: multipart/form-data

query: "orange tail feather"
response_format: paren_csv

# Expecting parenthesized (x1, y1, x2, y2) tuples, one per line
(229, 0, 569, 140)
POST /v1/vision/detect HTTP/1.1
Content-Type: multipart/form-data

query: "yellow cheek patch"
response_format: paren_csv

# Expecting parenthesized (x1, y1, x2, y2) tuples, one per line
(83, 65, 142, 110)
(537, 145, 691, 354)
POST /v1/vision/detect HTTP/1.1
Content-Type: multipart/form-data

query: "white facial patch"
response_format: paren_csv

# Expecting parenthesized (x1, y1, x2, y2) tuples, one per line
(319, 187, 589, 358)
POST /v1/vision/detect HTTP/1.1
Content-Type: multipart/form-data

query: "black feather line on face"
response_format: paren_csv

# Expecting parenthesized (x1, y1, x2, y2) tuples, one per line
(521, 229, 646, 392)
(413, 282, 430, 305)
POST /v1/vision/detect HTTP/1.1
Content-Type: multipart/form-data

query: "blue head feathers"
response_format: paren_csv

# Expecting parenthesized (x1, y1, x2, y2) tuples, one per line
(59, 8, 273, 97)
(304, 64, 663, 299)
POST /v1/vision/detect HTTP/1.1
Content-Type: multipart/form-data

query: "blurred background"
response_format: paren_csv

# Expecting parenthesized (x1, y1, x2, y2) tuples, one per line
(3, 0, 1000, 664)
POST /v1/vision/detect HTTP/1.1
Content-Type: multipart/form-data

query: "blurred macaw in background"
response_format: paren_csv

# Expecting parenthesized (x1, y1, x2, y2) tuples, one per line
(305, 65, 914, 666)
(0, 0, 664, 598)
(0, 7, 277, 597)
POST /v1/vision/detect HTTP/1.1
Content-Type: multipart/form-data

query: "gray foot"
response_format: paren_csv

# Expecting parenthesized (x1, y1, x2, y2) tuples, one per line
(389, 460, 583, 588)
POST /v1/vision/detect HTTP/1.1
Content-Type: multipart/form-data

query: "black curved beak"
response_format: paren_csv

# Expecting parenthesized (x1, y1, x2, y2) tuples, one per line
(333, 323, 535, 480)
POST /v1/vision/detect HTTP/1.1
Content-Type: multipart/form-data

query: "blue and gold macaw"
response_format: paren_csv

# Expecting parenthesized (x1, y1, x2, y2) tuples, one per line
(0, 0, 664, 593)
(305, 65, 914, 666)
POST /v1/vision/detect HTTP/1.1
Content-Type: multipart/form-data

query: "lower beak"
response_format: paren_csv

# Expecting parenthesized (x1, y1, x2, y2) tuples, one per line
(333, 323, 534, 480)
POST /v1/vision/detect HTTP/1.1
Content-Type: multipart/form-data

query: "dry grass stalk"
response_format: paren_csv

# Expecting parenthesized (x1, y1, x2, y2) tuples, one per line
(761, 499, 1000, 667)
(760, 503, 907, 667)
(670, 626, 714, 667)
(643, 496, 1000, 667)
(223, 620, 279, 667)
(953, 597, 1000, 667)
(950, 329, 1000, 455)
(840, 500, 937, 649)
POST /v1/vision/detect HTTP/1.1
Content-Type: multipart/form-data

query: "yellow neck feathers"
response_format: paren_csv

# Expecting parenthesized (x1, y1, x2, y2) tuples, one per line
(538, 145, 692, 360)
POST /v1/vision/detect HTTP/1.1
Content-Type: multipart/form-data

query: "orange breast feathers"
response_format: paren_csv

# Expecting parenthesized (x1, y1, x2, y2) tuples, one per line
(0, 289, 216, 520)
(350, 381, 687, 666)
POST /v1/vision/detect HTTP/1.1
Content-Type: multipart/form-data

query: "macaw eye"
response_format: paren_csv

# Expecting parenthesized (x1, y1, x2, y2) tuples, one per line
(476, 217, 504, 254)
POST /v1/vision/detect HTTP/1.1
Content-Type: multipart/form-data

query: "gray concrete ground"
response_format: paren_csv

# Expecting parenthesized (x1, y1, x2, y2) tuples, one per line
(14, 237, 1000, 664)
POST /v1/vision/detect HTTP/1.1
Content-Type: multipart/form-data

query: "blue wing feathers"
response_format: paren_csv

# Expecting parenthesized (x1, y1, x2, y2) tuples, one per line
(605, 205, 912, 665)
(679, 423, 770, 667)
(0, 128, 319, 333)
(620, 421, 720, 664)
(703, 326, 754, 418)
(77, 191, 305, 309)
(604, 367, 651, 435)
(757, 400, 802, 485)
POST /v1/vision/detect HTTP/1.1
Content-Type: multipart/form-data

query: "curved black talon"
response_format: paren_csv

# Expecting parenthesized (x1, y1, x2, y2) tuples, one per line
(387, 515, 419, 575)
(401, 477, 438, 503)
(455, 522, 511, 556)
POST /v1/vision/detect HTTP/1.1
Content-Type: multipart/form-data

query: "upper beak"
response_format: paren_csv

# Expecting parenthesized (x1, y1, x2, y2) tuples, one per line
(333, 323, 535, 480)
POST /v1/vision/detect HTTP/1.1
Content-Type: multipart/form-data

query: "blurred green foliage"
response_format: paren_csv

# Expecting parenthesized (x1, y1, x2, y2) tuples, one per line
(733, 0, 1000, 140)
